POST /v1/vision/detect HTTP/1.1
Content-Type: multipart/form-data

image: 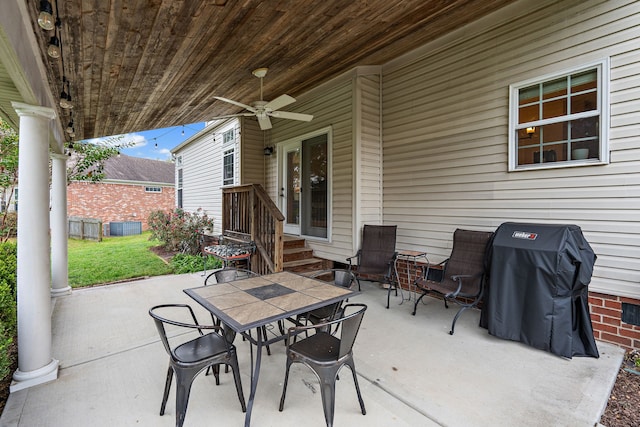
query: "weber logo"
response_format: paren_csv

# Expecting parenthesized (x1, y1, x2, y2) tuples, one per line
(512, 231, 538, 240)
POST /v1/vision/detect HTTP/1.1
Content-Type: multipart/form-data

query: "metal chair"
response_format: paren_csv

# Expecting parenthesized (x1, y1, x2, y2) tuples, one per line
(347, 225, 397, 292)
(148, 304, 246, 427)
(299, 269, 357, 327)
(279, 303, 368, 427)
(412, 229, 494, 335)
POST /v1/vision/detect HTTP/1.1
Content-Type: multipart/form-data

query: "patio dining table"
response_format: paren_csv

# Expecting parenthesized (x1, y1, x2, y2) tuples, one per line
(184, 270, 358, 427)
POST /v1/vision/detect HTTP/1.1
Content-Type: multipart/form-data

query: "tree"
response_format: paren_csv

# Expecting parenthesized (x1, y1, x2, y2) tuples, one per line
(0, 119, 18, 242)
(66, 136, 132, 183)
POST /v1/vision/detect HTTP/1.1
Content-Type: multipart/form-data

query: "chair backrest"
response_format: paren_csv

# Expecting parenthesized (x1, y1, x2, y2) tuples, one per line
(337, 304, 367, 358)
(443, 229, 494, 292)
(213, 267, 258, 284)
(311, 269, 355, 288)
(358, 225, 397, 273)
(149, 304, 202, 359)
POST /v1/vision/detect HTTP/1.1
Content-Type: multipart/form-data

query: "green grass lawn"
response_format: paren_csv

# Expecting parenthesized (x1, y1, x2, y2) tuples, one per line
(68, 232, 173, 287)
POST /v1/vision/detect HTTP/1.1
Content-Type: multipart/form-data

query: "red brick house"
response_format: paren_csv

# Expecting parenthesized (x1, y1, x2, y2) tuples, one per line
(67, 154, 175, 232)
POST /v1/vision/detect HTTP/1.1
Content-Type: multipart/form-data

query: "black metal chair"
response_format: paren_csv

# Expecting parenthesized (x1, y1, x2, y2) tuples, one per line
(412, 229, 494, 335)
(148, 304, 246, 427)
(347, 224, 397, 292)
(299, 269, 357, 327)
(279, 304, 368, 427)
(205, 267, 272, 355)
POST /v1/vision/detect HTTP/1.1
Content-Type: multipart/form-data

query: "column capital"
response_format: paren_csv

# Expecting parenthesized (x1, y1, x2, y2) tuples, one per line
(11, 102, 56, 120)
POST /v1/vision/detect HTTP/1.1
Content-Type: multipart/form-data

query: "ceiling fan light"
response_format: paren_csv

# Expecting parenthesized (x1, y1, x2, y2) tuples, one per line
(38, 0, 55, 30)
(47, 36, 60, 58)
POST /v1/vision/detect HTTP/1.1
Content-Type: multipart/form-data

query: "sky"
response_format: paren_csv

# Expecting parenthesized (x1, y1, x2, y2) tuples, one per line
(81, 122, 207, 161)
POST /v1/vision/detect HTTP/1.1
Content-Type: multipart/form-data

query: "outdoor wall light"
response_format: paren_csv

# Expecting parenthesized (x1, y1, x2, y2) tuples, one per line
(38, 0, 55, 30)
(264, 146, 274, 156)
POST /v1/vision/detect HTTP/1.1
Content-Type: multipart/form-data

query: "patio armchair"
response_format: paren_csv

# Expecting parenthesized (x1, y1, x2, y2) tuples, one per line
(347, 225, 398, 293)
(279, 303, 368, 427)
(148, 304, 246, 427)
(412, 229, 494, 335)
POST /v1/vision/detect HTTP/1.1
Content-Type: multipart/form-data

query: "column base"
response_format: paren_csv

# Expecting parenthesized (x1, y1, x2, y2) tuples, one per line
(51, 286, 72, 297)
(10, 359, 59, 392)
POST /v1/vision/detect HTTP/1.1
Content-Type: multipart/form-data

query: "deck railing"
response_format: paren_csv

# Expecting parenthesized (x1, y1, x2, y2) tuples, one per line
(222, 184, 284, 274)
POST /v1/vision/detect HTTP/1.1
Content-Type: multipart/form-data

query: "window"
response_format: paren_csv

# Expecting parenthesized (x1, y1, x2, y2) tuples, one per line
(223, 148, 234, 186)
(509, 60, 609, 170)
(145, 186, 162, 193)
(177, 165, 183, 209)
(223, 128, 235, 144)
(221, 128, 236, 186)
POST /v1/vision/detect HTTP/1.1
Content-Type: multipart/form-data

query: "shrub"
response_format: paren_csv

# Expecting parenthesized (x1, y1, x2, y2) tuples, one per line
(147, 208, 215, 255)
(0, 242, 17, 298)
(170, 253, 222, 274)
(0, 241, 16, 381)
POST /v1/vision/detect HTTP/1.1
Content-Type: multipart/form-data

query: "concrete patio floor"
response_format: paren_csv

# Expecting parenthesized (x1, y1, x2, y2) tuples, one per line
(0, 273, 624, 427)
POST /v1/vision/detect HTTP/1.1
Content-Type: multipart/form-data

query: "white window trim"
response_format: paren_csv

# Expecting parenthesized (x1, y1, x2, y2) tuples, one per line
(508, 59, 610, 171)
(221, 127, 237, 187)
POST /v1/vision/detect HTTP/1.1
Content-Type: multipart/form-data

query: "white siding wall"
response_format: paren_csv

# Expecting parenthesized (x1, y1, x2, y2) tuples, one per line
(356, 73, 383, 232)
(174, 120, 239, 235)
(382, 0, 640, 298)
(240, 117, 266, 186)
(269, 77, 355, 261)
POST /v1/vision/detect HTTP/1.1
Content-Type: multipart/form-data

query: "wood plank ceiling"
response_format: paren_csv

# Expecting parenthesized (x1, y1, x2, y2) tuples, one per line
(28, 0, 516, 141)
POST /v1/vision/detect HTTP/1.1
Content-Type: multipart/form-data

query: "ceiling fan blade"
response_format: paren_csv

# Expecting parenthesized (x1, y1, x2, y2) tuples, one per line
(214, 96, 257, 113)
(264, 94, 295, 111)
(257, 114, 272, 130)
(269, 111, 314, 122)
(207, 113, 254, 121)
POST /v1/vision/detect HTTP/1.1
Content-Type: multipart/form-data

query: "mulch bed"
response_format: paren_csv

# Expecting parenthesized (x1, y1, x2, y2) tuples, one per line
(599, 351, 640, 427)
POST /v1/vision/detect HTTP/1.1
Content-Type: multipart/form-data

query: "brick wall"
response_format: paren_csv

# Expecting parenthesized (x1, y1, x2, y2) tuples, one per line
(67, 181, 175, 231)
(589, 293, 640, 350)
(393, 259, 640, 351)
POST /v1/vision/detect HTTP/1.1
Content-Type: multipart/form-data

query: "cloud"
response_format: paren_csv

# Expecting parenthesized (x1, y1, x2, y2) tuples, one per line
(81, 132, 148, 148)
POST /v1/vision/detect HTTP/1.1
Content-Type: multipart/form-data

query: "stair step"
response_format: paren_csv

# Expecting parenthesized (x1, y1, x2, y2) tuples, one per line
(283, 257, 325, 273)
(283, 247, 314, 263)
(283, 235, 306, 249)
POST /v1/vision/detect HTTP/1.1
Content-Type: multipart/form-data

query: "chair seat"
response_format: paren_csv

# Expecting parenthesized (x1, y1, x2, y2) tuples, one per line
(306, 304, 339, 323)
(290, 331, 340, 362)
(174, 332, 232, 363)
(204, 245, 251, 260)
(416, 276, 479, 297)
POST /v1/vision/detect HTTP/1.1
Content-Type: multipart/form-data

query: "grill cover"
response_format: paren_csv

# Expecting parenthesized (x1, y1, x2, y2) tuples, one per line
(486, 222, 599, 358)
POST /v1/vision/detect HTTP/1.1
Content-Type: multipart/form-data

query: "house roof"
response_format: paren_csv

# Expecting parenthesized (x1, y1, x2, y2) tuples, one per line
(12, 0, 516, 142)
(103, 154, 174, 185)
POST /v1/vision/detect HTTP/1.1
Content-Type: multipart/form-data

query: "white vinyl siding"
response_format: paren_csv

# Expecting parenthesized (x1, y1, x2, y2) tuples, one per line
(269, 77, 354, 261)
(173, 120, 240, 235)
(240, 118, 266, 186)
(381, 0, 640, 298)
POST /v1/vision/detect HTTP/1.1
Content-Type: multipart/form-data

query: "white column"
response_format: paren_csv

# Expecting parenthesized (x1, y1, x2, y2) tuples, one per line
(10, 102, 59, 391)
(51, 153, 71, 296)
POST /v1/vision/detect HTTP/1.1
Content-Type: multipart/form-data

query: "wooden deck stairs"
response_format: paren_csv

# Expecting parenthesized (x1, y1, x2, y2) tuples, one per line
(282, 235, 326, 273)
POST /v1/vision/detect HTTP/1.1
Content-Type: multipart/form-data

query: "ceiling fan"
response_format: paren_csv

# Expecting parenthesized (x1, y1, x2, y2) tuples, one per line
(213, 68, 313, 130)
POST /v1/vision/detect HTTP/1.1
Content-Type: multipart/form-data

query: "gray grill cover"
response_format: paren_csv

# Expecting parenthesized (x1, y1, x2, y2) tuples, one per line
(486, 222, 599, 358)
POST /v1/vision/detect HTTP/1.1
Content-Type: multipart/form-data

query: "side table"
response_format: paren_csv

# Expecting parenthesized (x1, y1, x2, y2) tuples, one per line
(392, 250, 429, 305)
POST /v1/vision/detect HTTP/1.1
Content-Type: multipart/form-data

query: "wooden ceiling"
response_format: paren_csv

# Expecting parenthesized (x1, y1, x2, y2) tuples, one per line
(29, 0, 516, 141)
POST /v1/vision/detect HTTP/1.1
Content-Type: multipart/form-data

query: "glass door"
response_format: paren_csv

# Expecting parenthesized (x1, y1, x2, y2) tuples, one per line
(282, 143, 301, 235)
(279, 133, 329, 238)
